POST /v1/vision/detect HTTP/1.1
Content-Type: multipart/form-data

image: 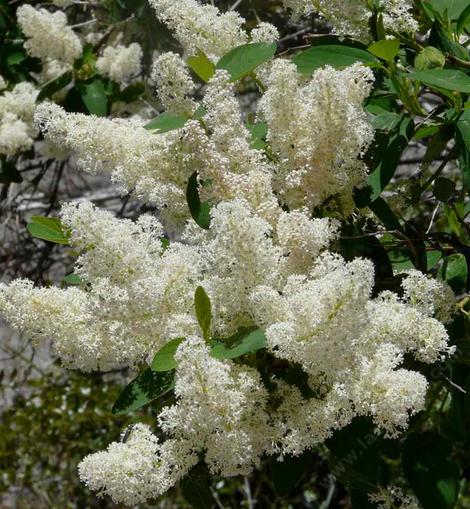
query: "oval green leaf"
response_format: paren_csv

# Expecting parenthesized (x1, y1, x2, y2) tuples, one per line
(195, 286, 211, 341)
(119, 82, 146, 103)
(151, 338, 185, 372)
(37, 70, 73, 101)
(80, 79, 108, 116)
(27, 216, 70, 245)
(247, 121, 268, 149)
(63, 273, 84, 286)
(409, 69, 470, 93)
(144, 112, 187, 132)
(439, 253, 468, 293)
(216, 42, 276, 81)
(210, 328, 267, 360)
(186, 171, 212, 229)
(111, 368, 175, 415)
(368, 38, 400, 61)
(187, 51, 215, 83)
(433, 176, 456, 201)
(427, 0, 470, 20)
(293, 45, 379, 74)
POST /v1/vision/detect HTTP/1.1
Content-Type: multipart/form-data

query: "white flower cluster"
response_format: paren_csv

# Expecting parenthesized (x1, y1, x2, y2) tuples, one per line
(400, 268, 455, 323)
(96, 43, 143, 84)
(79, 423, 195, 505)
(369, 485, 420, 509)
(251, 22, 280, 44)
(149, 0, 279, 61)
(149, 0, 247, 59)
(35, 59, 374, 224)
(0, 200, 453, 488)
(151, 52, 196, 116)
(34, 102, 202, 227)
(72, 225, 451, 502)
(160, 337, 270, 477)
(17, 5, 82, 64)
(281, 0, 418, 39)
(0, 82, 38, 156)
(34, 69, 282, 226)
(258, 61, 374, 213)
(79, 337, 270, 504)
(0, 202, 203, 371)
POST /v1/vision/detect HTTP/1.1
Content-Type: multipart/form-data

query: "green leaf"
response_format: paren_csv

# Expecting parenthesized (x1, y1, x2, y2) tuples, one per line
(111, 368, 175, 415)
(414, 46, 446, 71)
(216, 42, 277, 81)
(403, 431, 460, 509)
(37, 71, 73, 101)
(370, 111, 403, 131)
(160, 236, 170, 251)
(414, 124, 440, 140)
(443, 204, 465, 237)
(30, 216, 64, 231)
(429, 21, 469, 61)
(293, 45, 379, 74)
(422, 125, 455, 173)
(186, 171, 212, 229)
(27, 216, 70, 245)
(369, 197, 402, 231)
(63, 273, 84, 286)
(80, 79, 107, 116)
(340, 223, 394, 281)
(118, 82, 145, 103)
(439, 253, 468, 293)
(440, 362, 470, 441)
(211, 328, 267, 360)
(195, 286, 211, 341)
(428, 249, 443, 269)
(433, 176, 456, 201)
(246, 121, 268, 149)
(368, 38, 400, 61)
(456, 4, 470, 34)
(457, 109, 470, 190)
(357, 115, 413, 206)
(409, 69, 470, 93)
(457, 110, 470, 151)
(144, 112, 187, 132)
(193, 105, 207, 120)
(187, 50, 215, 82)
(27, 224, 70, 245)
(151, 338, 184, 372)
(427, 0, 470, 20)
(6, 52, 25, 66)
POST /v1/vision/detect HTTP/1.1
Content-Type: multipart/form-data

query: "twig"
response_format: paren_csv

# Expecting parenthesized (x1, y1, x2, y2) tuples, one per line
(447, 54, 470, 70)
(420, 146, 457, 193)
(426, 203, 440, 233)
(320, 476, 336, 509)
(446, 377, 467, 394)
(243, 477, 256, 509)
(229, 0, 244, 10)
